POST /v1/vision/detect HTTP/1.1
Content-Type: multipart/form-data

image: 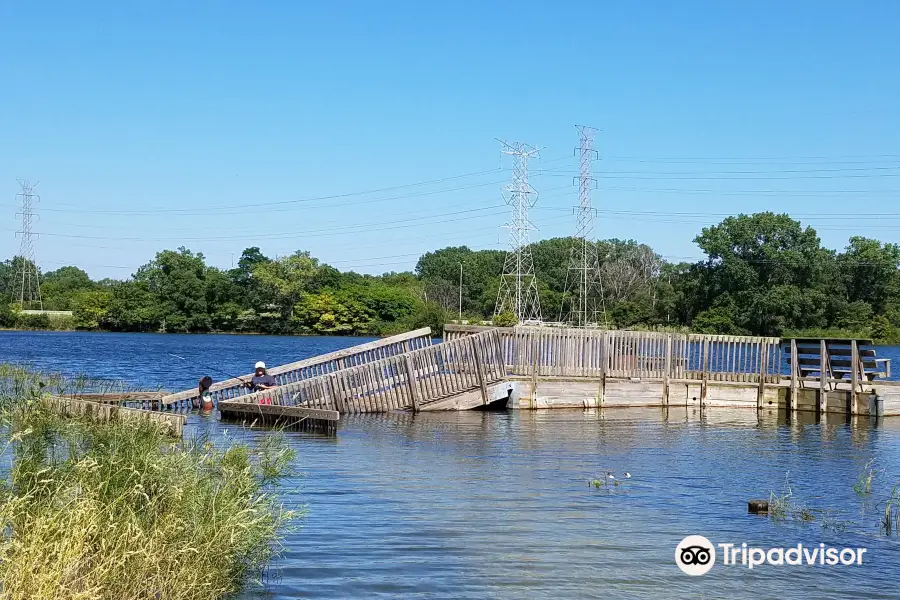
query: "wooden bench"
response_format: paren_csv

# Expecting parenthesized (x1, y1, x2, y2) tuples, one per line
(782, 338, 891, 385)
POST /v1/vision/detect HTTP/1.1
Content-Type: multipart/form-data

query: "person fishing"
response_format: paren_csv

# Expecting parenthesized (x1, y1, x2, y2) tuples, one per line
(197, 375, 214, 411)
(250, 361, 277, 391)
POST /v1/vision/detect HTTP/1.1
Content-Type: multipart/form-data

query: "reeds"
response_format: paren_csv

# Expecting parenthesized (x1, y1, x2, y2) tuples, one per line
(854, 459, 879, 496)
(879, 483, 900, 536)
(0, 367, 297, 600)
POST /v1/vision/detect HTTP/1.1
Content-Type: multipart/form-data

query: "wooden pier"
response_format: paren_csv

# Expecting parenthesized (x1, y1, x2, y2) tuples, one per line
(162, 324, 900, 422)
(444, 325, 899, 416)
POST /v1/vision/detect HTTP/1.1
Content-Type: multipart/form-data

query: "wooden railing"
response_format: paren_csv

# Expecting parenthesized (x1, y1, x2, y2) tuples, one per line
(220, 328, 506, 414)
(162, 327, 433, 407)
(443, 324, 782, 384)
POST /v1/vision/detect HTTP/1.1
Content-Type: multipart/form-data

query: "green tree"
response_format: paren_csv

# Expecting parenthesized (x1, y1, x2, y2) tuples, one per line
(0, 294, 15, 327)
(692, 212, 834, 336)
(252, 251, 319, 327)
(838, 237, 900, 315)
(103, 281, 162, 332)
(71, 289, 112, 330)
(416, 246, 504, 316)
(294, 291, 373, 334)
(41, 266, 95, 310)
(135, 248, 211, 332)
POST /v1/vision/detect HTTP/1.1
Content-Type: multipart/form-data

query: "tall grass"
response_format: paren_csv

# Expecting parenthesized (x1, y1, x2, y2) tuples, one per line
(0, 367, 297, 600)
(879, 483, 900, 536)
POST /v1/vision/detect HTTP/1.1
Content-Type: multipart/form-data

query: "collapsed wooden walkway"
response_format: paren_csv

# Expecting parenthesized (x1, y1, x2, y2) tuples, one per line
(216, 328, 509, 419)
(161, 327, 434, 408)
(161, 324, 899, 422)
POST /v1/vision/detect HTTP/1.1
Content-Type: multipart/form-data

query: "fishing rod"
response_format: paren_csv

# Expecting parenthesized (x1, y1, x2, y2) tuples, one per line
(167, 353, 253, 389)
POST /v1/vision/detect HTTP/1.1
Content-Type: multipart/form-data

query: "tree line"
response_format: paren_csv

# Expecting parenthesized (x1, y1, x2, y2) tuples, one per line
(1, 212, 899, 342)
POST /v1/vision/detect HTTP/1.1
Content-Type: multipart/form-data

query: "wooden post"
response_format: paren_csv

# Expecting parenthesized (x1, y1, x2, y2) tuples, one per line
(530, 335, 538, 408)
(851, 339, 860, 415)
(470, 337, 490, 406)
(402, 355, 421, 413)
(790, 338, 799, 412)
(700, 337, 709, 406)
(819, 339, 827, 415)
(757, 342, 768, 410)
(663, 333, 672, 406)
(599, 331, 608, 405)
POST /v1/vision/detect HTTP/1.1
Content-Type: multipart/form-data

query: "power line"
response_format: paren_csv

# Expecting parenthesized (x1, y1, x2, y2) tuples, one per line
(12, 180, 43, 310)
(536, 172, 900, 180)
(25, 169, 508, 215)
(30, 208, 511, 242)
(602, 153, 900, 161)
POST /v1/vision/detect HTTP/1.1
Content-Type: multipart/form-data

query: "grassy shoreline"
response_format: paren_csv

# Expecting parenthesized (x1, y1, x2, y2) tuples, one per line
(0, 366, 298, 600)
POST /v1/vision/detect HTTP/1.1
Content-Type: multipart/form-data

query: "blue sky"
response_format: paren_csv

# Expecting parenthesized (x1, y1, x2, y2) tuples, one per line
(1, 1, 898, 279)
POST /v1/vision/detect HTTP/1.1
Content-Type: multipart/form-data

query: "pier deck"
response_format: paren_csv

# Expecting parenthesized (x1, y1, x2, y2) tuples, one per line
(163, 324, 897, 421)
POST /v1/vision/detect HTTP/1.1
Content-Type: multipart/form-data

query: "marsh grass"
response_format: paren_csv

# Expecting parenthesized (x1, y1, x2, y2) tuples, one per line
(854, 460, 879, 496)
(879, 483, 900, 536)
(0, 366, 298, 600)
(768, 472, 820, 524)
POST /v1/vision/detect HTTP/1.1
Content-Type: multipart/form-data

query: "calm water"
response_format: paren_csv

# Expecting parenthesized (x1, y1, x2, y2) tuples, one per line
(3, 331, 900, 599)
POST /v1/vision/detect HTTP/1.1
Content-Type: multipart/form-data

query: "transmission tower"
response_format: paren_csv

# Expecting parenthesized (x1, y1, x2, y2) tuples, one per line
(559, 126, 606, 327)
(495, 140, 542, 323)
(12, 180, 43, 310)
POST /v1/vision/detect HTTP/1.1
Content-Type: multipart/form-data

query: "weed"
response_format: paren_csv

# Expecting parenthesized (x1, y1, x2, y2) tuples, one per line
(879, 483, 900, 536)
(854, 459, 879, 496)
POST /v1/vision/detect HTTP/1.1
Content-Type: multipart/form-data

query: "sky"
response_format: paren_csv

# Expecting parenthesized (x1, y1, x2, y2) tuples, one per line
(1, 1, 899, 279)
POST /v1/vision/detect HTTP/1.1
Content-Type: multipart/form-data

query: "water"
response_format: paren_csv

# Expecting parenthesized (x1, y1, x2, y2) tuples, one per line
(3, 331, 900, 599)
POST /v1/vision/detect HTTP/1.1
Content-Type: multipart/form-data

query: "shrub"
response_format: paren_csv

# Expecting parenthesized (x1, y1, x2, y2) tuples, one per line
(492, 311, 518, 327)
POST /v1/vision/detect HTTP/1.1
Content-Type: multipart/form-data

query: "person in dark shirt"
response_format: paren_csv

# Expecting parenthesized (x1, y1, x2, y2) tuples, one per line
(250, 361, 277, 391)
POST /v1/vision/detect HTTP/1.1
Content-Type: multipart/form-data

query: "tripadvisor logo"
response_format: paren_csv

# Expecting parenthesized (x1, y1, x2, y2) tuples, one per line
(675, 536, 868, 575)
(675, 535, 715, 576)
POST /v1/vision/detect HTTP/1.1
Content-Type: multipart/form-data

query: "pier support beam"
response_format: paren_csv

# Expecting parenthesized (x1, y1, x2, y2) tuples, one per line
(819, 339, 827, 415)
(700, 338, 710, 407)
(757, 343, 768, 410)
(790, 338, 799, 412)
(662, 334, 672, 406)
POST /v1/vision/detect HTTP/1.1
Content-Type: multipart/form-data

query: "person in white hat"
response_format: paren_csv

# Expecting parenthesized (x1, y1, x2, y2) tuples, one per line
(250, 361, 277, 391)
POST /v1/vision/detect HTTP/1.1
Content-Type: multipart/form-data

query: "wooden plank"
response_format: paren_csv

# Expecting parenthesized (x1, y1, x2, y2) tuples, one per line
(327, 373, 346, 413)
(797, 357, 878, 368)
(403, 355, 421, 412)
(218, 401, 340, 422)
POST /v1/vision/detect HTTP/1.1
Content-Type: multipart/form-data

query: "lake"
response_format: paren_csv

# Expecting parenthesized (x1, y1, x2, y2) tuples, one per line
(3, 331, 900, 599)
